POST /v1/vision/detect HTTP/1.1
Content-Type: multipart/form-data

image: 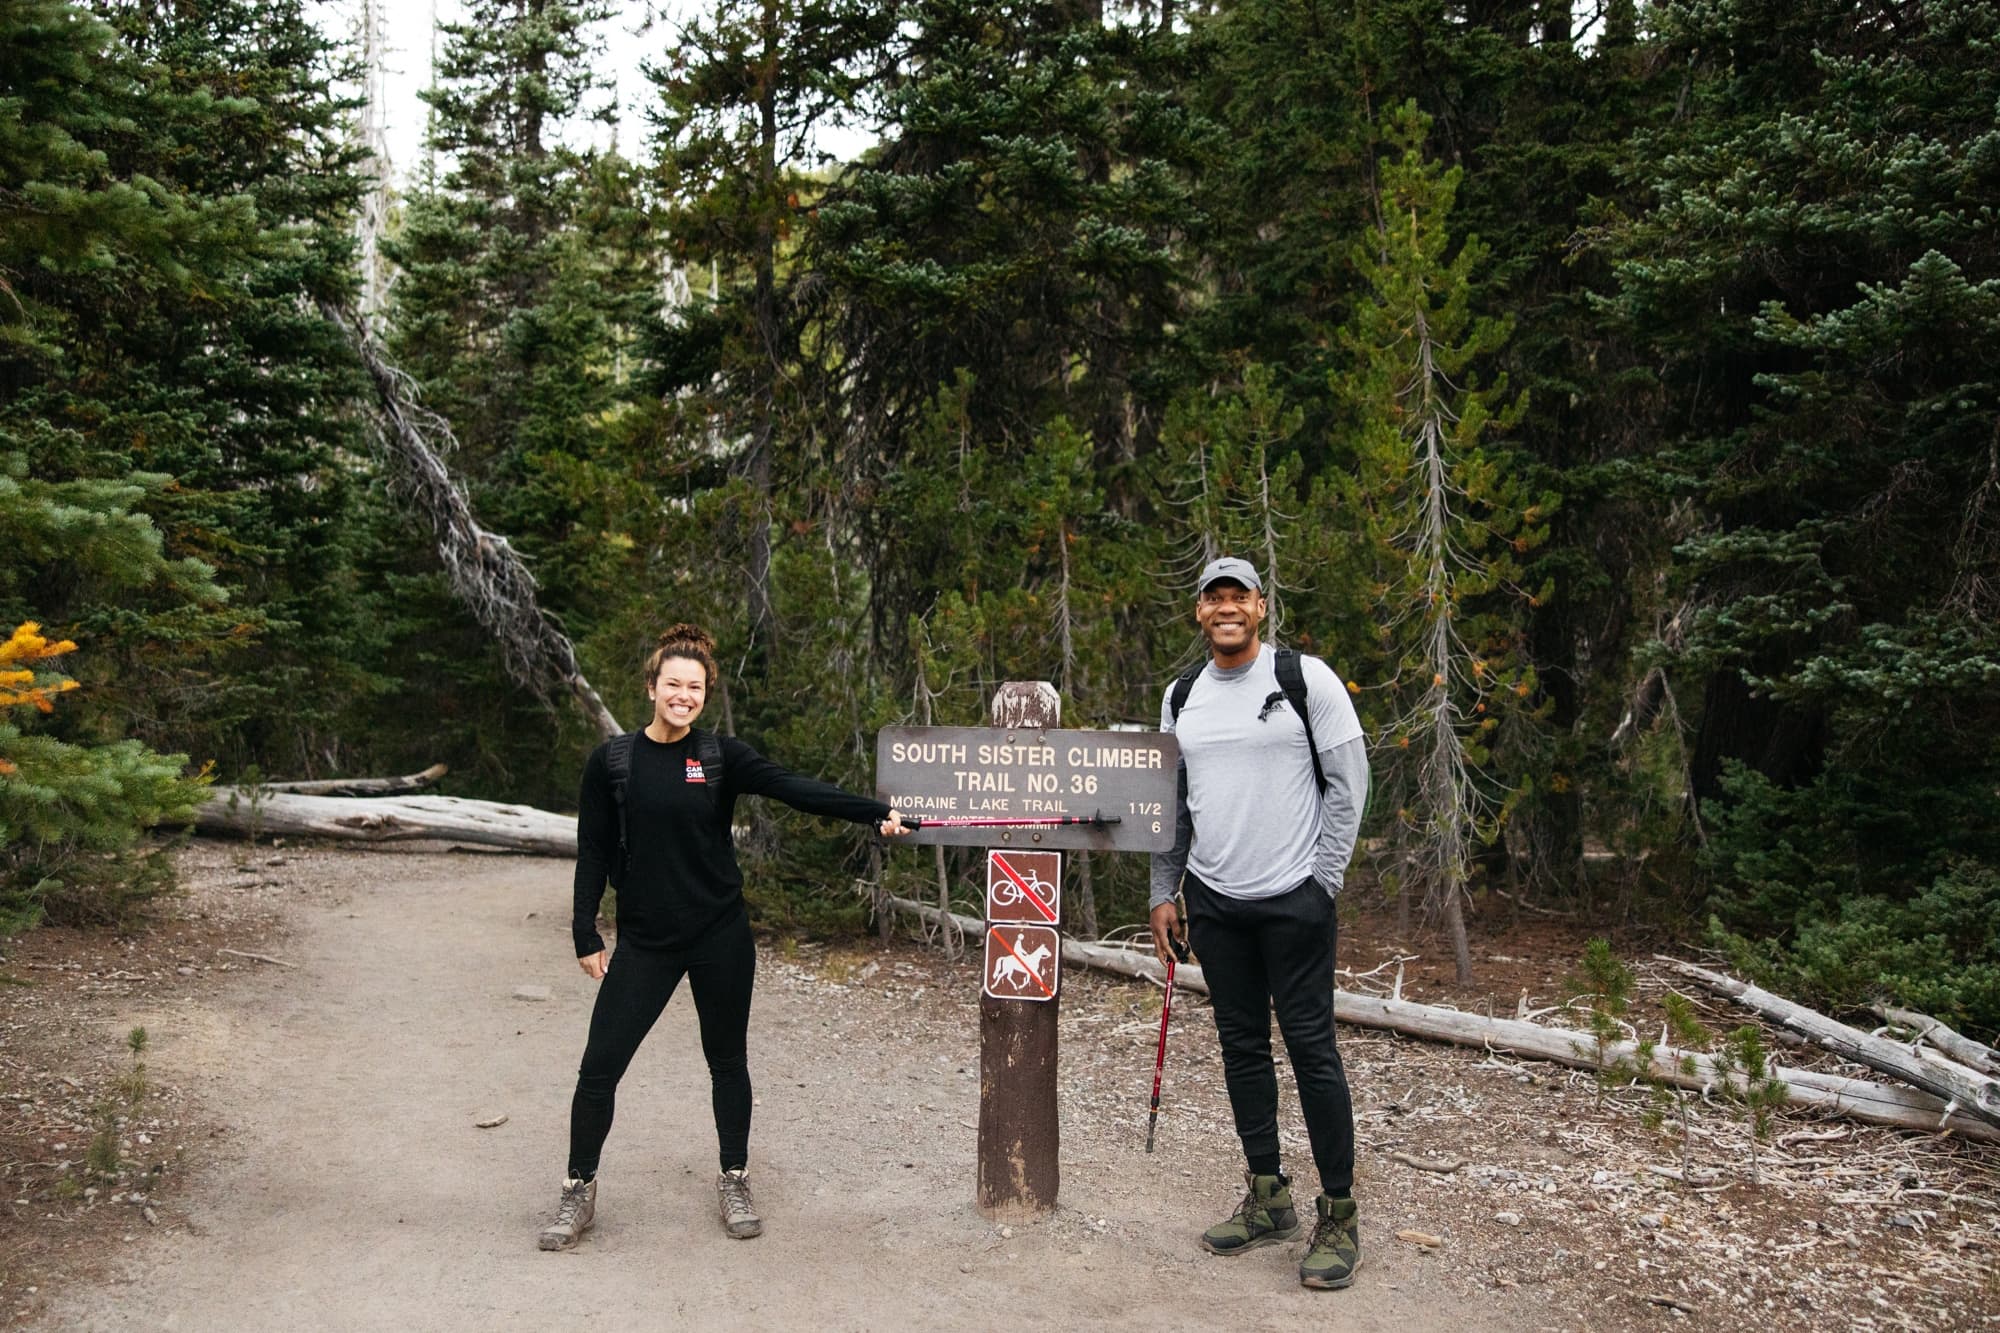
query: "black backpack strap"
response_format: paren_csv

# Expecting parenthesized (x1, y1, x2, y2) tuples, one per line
(695, 728, 725, 792)
(1274, 648, 1326, 796)
(607, 730, 639, 885)
(1168, 663, 1202, 723)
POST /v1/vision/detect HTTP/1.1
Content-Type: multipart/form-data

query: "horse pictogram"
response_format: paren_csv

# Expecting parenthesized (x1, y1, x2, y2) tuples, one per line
(983, 924, 1059, 1002)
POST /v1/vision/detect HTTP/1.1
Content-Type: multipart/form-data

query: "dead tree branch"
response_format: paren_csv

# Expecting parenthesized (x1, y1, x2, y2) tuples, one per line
(259, 764, 449, 796)
(880, 896, 2000, 1142)
(324, 301, 622, 741)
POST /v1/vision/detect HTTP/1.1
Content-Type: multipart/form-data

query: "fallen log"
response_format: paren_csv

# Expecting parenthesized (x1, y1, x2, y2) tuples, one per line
(879, 895, 2000, 1143)
(259, 764, 448, 797)
(1871, 1003, 1999, 1078)
(196, 790, 574, 856)
(1663, 958, 2000, 1131)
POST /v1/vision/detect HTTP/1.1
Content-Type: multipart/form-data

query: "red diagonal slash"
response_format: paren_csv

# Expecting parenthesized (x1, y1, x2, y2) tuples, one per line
(987, 927, 1056, 998)
(991, 853, 1058, 923)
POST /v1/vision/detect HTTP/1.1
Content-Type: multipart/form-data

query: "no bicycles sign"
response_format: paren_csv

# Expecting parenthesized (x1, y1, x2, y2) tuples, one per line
(987, 851, 1060, 925)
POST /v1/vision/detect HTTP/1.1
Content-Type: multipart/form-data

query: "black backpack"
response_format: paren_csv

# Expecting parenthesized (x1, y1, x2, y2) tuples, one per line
(605, 728, 725, 886)
(1169, 647, 1326, 796)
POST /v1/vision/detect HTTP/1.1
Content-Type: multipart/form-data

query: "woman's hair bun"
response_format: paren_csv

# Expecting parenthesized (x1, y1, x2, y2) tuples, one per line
(656, 623, 716, 655)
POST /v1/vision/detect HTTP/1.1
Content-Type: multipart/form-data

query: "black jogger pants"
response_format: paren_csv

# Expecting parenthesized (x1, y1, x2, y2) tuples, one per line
(566, 909, 755, 1179)
(1184, 871, 1355, 1197)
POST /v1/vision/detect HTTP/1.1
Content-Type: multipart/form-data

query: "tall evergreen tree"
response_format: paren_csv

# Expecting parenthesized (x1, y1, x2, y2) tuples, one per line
(0, 0, 238, 926)
(811, 0, 1208, 698)
(383, 0, 656, 798)
(1336, 104, 1548, 980)
(1608, 0, 2000, 1028)
(649, 0, 892, 665)
(83, 0, 381, 776)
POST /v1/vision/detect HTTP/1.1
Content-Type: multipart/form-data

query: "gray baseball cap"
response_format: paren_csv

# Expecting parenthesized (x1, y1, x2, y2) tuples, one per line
(1196, 556, 1262, 595)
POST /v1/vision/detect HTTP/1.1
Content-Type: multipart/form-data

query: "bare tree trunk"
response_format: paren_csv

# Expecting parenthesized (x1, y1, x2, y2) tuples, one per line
(261, 765, 448, 796)
(742, 0, 783, 657)
(355, 0, 392, 321)
(1074, 852, 1099, 941)
(871, 841, 891, 942)
(1872, 1004, 1999, 1077)
(197, 790, 575, 854)
(1442, 891, 1473, 986)
(326, 301, 623, 742)
(934, 844, 956, 957)
(882, 895, 2000, 1143)
(1258, 445, 1285, 641)
(1669, 960, 2000, 1129)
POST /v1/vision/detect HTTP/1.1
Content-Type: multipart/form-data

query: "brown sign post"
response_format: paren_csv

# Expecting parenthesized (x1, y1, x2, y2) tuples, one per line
(876, 682, 1178, 1220)
(978, 682, 1062, 1218)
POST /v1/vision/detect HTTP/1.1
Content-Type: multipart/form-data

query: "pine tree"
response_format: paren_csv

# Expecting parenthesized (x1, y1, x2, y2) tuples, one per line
(810, 0, 1207, 670)
(0, 0, 260, 927)
(649, 0, 892, 662)
(0, 619, 203, 932)
(381, 0, 657, 799)
(1336, 102, 1550, 982)
(1608, 0, 2000, 1030)
(79, 0, 384, 776)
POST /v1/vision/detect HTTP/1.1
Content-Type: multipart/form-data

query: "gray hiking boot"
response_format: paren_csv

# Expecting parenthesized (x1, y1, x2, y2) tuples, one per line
(1299, 1193, 1361, 1289)
(537, 1176, 596, 1251)
(717, 1167, 762, 1239)
(1200, 1170, 1300, 1255)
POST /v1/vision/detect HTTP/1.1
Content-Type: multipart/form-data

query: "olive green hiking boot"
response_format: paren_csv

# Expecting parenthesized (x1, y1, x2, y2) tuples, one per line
(1299, 1193, 1361, 1289)
(1200, 1171, 1299, 1256)
(537, 1176, 596, 1252)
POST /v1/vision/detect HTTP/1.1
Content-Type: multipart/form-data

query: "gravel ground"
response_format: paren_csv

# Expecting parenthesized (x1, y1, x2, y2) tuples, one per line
(3, 842, 1995, 1331)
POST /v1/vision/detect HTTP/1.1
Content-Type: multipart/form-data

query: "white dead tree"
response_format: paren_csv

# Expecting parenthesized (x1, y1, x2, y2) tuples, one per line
(1389, 316, 1478, 983)
(353, 0, 394, 320)
(324, 301, 623, 741)
(1343, 107, 1537, 984)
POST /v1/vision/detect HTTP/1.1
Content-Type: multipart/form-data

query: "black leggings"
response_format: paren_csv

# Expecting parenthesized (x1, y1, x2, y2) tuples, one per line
(566, 912, 756, 1179)
(1185, 872, 1355, 1197)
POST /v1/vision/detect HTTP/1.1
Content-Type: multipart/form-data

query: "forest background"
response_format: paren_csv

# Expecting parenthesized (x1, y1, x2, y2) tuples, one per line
(4, 0, 1997, 1036)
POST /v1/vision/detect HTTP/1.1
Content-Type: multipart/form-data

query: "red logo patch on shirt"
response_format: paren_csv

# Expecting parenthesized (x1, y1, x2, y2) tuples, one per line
(684, 757, 707, 784)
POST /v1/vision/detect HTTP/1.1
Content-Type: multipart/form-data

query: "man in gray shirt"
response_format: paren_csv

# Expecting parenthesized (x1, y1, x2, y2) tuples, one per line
(1150, 556, 1369, 1291)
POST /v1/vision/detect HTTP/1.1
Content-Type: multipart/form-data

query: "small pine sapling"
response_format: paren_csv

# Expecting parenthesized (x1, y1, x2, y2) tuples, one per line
(1567, 938, 1637, 1106)
(119, 1026, 149, 1107)
(1638, 992, 1712, 1186)
(1715, 1024, 1788, 1185)
(86, 1026, 150, 1183)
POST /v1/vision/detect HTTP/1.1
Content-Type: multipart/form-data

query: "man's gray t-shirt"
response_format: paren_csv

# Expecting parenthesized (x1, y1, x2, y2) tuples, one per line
(1151, 647, 1366, 904)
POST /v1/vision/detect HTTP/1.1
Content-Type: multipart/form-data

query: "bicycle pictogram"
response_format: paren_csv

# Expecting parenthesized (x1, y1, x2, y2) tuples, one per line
(986, 850, 1061, 925)
(989, 872, 1056, 911)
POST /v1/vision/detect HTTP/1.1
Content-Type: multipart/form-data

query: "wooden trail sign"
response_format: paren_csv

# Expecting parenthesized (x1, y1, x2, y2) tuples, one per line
(977, 682, 1061, 1220)
(875, 725, 1178, 852)
(892, 685, 1178, 1219)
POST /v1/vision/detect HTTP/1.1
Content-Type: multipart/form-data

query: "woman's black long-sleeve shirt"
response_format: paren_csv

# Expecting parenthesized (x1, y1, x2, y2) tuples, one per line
(571, 729, 890, 956)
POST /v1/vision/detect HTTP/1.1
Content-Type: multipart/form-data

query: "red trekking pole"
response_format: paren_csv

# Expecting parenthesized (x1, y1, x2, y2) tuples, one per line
(1145, 936, 1191, 1153)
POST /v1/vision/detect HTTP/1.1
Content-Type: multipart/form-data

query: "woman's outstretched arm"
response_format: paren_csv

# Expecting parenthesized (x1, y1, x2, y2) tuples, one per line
(572, 744, 618, 971)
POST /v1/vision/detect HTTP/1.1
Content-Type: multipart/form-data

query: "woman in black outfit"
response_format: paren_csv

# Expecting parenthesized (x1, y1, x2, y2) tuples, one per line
(538, 624, 909, 1250)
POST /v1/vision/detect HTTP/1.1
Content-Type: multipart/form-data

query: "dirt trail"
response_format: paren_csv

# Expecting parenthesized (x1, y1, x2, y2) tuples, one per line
(51, 850, 1541, 1332)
